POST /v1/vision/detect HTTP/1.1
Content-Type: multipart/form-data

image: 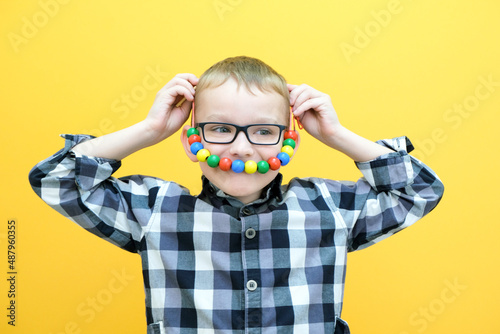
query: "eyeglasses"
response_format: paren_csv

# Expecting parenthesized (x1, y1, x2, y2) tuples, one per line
(195, 122, 287, 145)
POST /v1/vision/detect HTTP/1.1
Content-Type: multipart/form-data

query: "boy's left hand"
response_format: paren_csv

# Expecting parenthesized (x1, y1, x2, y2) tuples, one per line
(288, 84, 342, 146)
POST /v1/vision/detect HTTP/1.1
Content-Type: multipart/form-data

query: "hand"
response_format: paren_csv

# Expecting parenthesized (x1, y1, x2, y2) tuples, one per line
(145, 73, 199, 144)
(288, 83, 343, 146)
(289, 84, 393, 161)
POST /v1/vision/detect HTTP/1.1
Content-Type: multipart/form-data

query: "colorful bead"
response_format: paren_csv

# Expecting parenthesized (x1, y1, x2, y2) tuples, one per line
(257, 161, 270, 174)
(187, 126, 298, 174)
(231, 159, 245, 173)
(281, 145, 294, 158)
(188, 134, 201, 145)
(207, 155, 220, 168)
(197, 149, 211, 162)
(277, 152, 290, 166)
(245, 160, 258, 174)
(283, 138, 296, 149)
(284, 130, 298, 141)
(267, 157, 281, 170)
(219, 157, 232, 171)
(190, 142, 203, 155)
(187, 128, 199, 137)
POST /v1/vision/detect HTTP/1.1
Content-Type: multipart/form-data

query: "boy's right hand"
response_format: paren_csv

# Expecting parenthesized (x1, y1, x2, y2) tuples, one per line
(72, 74, 198, 161)
(144, 73, 199, 144)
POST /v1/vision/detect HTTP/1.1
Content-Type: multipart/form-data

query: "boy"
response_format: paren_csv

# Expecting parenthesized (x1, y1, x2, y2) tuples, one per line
(29, 56, 444, 333)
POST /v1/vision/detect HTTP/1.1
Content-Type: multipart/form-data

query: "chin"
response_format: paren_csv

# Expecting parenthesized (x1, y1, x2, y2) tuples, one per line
(202, 166, 278, 202)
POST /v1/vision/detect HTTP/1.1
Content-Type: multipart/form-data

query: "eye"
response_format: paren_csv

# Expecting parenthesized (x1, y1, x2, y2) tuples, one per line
(253, 127, 276, 136)
(208, 125, 233, 133)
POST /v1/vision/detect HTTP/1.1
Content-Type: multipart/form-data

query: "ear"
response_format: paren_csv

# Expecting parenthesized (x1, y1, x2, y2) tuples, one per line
(180, 125, 199, 162)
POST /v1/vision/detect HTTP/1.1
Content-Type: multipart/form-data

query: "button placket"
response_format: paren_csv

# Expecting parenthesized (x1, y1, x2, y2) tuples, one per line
(240, 209, 261, 329)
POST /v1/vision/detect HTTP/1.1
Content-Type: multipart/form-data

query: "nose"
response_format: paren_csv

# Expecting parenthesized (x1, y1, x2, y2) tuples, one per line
(229, 131, 254, 157)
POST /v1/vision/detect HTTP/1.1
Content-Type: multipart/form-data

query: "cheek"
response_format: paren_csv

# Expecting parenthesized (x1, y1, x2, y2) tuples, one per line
(202, 144, 226, 157)
(260, 147, 282, 160)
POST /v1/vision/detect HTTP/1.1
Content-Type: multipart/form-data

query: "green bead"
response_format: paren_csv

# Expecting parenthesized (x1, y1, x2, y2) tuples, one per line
(257, 161, 270, 174)
(187, 128, 199, 137)
(207, 155, 220, 168)
(283, 138, 296, 149)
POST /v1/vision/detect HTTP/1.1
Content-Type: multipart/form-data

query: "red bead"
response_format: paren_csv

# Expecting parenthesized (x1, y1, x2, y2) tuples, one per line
(188, 134, 201, 145)
(219, 157, 232, 171)
(267, 157, 281, 170)
(284, 130, 298, 141)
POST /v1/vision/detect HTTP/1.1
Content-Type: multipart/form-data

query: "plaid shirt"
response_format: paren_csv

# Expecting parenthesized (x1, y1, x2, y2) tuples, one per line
(29, 134, 443, 334)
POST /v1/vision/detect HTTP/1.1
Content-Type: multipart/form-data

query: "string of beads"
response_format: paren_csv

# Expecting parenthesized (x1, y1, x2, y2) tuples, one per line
(187, 128, 298, 174)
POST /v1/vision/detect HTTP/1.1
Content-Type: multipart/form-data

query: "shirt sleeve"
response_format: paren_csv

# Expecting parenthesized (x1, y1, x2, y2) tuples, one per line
(333, 136, 444, 252)
(28, 134, 171, 253)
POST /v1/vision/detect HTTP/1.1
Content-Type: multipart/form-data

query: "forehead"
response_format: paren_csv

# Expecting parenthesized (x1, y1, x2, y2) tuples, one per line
(195, 79, 289, 124)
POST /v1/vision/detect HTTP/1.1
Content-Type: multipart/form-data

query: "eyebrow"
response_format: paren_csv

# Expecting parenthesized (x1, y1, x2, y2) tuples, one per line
(203, 113, 285, 125)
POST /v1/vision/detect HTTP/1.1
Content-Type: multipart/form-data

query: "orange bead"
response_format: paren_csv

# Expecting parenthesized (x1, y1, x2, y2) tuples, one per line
(267, 157, 281, 170)
(188, 134, 201, 145)
(219, 157, 232, 171)
(284, 130, 298, 141)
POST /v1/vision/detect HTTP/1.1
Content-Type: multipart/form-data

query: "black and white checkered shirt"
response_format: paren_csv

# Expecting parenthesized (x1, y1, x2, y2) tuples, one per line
(29, 134, 444, 334)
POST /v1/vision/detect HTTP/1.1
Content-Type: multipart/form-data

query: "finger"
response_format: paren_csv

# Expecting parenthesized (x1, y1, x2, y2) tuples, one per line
(160, 74, 198, 95)
(170, 86, 195, 107)
(152, 85, 194, 112)
(289, 84, 310, 107)
(174, 73, 199, 86)
(175, 86, 197, 107)
(292, 97, 324, 117)
(293, 86, 323, 111)
(165, 78, 197, 96)
(177, 99, 194, 120)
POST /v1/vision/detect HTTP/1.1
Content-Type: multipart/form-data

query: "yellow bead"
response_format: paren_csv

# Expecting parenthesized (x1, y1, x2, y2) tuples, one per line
(281, 145, 294, 158)
(197, 149, 211, 162)
(244, 160, 258, 174)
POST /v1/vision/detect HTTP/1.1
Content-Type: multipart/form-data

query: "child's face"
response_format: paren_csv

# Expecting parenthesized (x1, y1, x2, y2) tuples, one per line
(189, 78, 290, 204)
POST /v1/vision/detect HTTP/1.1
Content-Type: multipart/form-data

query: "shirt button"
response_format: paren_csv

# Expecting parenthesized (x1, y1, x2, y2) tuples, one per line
(242, 208, 253, 216)
(246, 280, 258, 291)
(245, 228, 256, 239)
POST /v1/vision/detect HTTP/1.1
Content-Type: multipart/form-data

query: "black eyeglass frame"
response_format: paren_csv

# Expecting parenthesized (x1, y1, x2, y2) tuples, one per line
(195, 122, 287, 145)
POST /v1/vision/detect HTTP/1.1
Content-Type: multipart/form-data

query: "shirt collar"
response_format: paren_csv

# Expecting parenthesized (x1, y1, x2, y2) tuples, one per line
(199, 173, 284, 210)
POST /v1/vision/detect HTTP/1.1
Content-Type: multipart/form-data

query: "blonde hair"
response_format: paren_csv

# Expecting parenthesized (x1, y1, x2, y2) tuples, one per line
(195, 56, 289, 110)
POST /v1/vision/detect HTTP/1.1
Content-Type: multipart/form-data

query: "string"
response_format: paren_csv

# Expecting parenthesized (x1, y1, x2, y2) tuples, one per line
(290, 107, 304, 131)
(191, 101, 195, 128)
(185, 104, 299, 174)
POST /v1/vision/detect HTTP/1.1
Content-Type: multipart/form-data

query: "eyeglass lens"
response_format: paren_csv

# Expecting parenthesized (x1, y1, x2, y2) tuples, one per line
(201, 123, 283, 144)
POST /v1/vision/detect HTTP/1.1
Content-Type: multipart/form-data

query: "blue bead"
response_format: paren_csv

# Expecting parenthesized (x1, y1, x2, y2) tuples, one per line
(277, 152, 290, 166)
(231, 159, 245, 173)
(190, 142, 203, 155)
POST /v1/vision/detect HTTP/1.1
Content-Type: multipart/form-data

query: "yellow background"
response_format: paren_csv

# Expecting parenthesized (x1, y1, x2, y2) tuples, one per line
(1, 0, 499, 333)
